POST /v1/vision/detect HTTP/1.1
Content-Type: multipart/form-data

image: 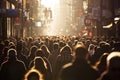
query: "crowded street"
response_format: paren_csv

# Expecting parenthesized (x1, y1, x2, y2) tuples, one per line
(0, 0, 120, 80)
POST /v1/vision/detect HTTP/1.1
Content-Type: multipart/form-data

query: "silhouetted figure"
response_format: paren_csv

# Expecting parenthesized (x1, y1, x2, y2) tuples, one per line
(96, 53, 109, 74)
(29, 49, 53, 80)
(41, 45, 51, 58)
(32, 57, 51, 80)
(97, 52, 120, 80)
(29, 49, 52, 71)
(59, 44, 100, 80)
(8, 42, 16, 49)
(24, 68, 44, 80)
(88, 44, 96, 57)
(55, 44, 73, 80)
(90, 42, 111, 65)
(0, 49, 26, 80)
(17, 40, 28, 69)
(28, 45, 38, 67)
(49, 42, 60, 80)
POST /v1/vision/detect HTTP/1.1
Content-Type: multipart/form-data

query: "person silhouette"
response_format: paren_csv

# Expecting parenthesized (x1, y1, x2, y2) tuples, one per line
(24, 68, 44, 80)
(97, 52, 120, 80)
(0, 48, 26, 80)
(59, 44, 100, 80)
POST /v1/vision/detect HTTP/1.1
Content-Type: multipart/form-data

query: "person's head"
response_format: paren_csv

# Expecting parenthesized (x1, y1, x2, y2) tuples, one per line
(60, 45, 72, 55)
(8, 42, 16, 49)
(107, 52, 120, 71)
(53, 42, 59, 51)
(29, 45, 38, 57)
(30, 46, 38, 53)
(97, 53, 109, 72)
(88, 44, 95, 51)
(73, 44, 88, 60)
(33, 57, 47, 72)
(101, 43, 111, 53)
(40, 45, 48, 51)
(40, 45, 50, 58)
(98, 53, 109, 66)
(7, 48, 17, 60)
(35, 49, 45, 58)
(24, 69, 44, 80)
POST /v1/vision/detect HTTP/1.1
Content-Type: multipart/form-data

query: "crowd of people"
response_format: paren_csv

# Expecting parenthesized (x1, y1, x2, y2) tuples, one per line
(0, 35, 120, 80)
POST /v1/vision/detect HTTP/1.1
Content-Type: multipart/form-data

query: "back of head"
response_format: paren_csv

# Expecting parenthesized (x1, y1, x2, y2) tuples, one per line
(27, 72, 39, 80)
(101, 43, 111, 53)
(60, 45, 72, 54)
(9, 42, 14, 46)
(35, 49, 45, 57)
(41, 45, 50, 58)
(109, 56, 120, 70)
(41, 45, 47, 51)
(30, 46, 38, 53)
(74, 44, 88, 60)
(99, 53, 109, 65)
(34, 57, 47, 72)
(24, 69, 44, 80)
(29, 45, 38, 57)
(7, 48, 17, 59)
(53, 42, 59, 50)
(107, 52, 120, 70)
(88, 44, 95, 51)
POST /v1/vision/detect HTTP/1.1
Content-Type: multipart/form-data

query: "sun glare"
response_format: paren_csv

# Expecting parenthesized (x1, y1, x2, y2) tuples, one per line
(41, 0, 59, 8)
(40, 0, 60, 36)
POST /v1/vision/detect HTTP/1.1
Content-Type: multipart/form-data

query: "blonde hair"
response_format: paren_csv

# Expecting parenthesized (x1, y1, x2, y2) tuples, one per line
(24, 68, 44, 80)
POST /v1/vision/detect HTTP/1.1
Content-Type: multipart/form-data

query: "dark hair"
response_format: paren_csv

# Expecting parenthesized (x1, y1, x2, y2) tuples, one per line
(35, 49, 45, 57)
(74, 44, 88, 59)
(24, 69, 44, 80)
(109, 56, 120, 70)
(27, 72, 39, 80)
(7, 49, 17, 58)
(60, 45, 72, 54)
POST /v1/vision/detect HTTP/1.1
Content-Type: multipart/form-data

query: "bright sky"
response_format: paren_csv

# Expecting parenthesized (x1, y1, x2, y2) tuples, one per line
(41, 0, 59, 8)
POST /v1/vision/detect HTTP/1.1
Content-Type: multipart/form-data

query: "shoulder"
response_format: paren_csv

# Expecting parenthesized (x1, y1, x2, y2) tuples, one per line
(17, 59, 25, 64)
(97, 71, 108, 80)
(62, 63, 73, 69)
(17, 60, 26, 69)
(0, 61, 8, 70)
